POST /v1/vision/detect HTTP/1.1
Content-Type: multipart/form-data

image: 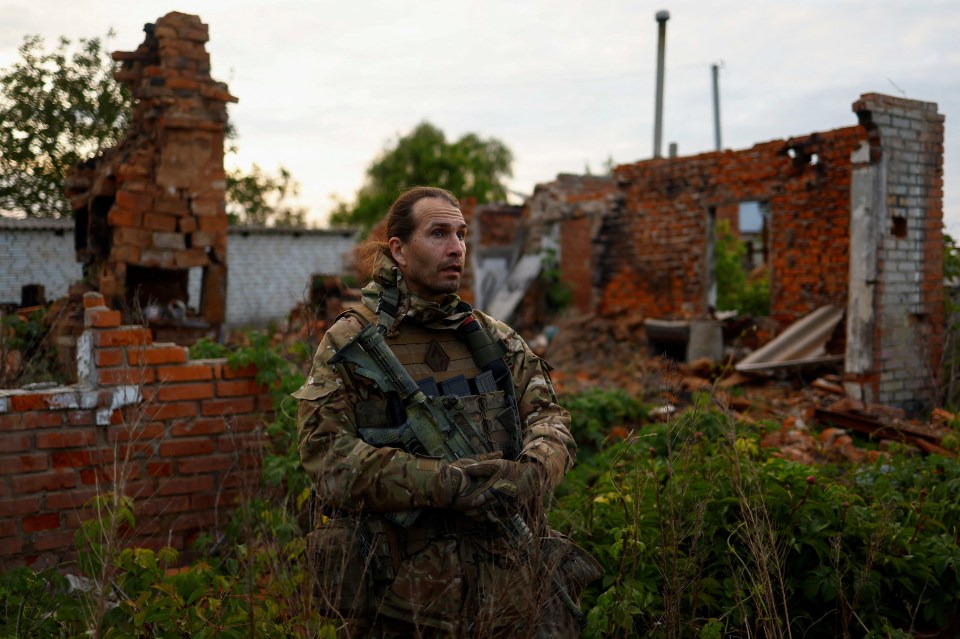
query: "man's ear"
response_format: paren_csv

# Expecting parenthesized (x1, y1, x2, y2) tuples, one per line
(388, 237, 406, 267)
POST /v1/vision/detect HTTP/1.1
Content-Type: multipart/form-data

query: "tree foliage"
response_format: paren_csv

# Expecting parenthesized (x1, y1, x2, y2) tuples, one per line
(226, 164, 307, 227)
(0, 32, 306, 226)
(329, 121, 513, 232)
(0, 33, 130, 218)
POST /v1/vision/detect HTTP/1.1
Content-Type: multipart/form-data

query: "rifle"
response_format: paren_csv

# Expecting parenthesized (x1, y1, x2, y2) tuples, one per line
(329, 321, 589, 627)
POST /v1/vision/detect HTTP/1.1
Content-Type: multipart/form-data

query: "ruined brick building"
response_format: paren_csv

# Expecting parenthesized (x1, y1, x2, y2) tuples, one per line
(469, 94, 944, 413)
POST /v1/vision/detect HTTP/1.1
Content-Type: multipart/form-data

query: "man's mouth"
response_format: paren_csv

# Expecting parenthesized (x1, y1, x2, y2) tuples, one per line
(441, 263, 463, 274)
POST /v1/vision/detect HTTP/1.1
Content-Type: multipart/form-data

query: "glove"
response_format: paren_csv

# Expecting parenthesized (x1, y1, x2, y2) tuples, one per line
(452, 457, 546, 516)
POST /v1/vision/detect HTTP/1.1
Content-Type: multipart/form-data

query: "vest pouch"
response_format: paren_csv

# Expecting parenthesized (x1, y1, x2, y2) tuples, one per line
(306, 520, 373, 617)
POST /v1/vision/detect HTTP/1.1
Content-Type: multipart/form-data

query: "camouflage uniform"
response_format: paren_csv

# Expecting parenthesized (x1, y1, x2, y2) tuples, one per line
(293, 254, 600, 638)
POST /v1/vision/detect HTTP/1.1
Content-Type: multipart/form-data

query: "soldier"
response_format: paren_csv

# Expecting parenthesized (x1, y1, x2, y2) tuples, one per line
(293, 186, 600, 638)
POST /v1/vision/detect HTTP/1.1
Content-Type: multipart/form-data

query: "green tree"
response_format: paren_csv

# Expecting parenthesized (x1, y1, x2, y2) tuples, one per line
(0, 33, 130, 218)
(226, 164, 307, 227)
(0, 31, 307, 226)
(330, 121, 513, 232)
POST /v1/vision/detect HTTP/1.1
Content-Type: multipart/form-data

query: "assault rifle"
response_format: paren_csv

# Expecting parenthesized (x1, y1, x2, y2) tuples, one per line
(329, 321, 589, 627)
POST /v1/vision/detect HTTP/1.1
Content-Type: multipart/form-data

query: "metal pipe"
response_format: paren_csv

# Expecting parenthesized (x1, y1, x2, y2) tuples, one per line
(712, 63, 722, 151)
(653, 10, 670, 158)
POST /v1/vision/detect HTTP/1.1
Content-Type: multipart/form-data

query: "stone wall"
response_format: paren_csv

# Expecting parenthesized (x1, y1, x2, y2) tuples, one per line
(0, 292, 268, 568)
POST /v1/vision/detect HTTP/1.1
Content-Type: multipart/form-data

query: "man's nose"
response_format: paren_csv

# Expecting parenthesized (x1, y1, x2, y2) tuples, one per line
(447, 235, 464, 256)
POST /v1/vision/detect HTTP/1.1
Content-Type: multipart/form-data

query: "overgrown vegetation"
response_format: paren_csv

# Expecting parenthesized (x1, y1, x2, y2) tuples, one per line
(3, 336, 959, 637)
(0, 307, 67, 388)
(715, 220, 770, 316)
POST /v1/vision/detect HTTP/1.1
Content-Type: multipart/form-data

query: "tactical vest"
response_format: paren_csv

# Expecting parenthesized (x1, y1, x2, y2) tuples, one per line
(340, 301, 523, 460)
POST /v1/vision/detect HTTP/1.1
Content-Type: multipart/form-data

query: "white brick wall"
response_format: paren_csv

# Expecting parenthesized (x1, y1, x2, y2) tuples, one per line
(0, 220, 358, 326)
(0, 219, 82, 306)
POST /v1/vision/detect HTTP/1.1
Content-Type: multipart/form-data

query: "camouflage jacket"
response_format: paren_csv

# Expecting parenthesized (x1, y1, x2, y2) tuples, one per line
(292, 253, 578, 634)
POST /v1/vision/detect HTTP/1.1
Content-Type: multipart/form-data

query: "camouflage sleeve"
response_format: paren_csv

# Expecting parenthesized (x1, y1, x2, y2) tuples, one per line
(477, 313, 576, 491)
(292, 315, 457, 513)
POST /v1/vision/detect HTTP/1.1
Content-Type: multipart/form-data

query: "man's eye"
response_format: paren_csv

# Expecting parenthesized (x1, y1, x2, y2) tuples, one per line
(457, 232, 465, 240)
(433, 230, 444, 238)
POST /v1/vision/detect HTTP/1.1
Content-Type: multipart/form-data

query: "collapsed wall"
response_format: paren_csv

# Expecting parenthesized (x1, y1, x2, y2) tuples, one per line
(523, 93, 944, 412)
(65, 12, 236, 333)
(0, 293, 268, 569)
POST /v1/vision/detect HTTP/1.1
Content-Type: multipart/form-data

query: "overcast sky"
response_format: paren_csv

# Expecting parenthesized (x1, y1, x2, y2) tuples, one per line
(2, 0, 958, 231)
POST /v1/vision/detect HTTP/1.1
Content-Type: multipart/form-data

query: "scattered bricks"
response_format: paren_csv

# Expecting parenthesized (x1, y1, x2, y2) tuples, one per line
(0, 496, 41, 517)
(0, 434, 30, 454)
(95, 327, 152, 347)
(22, 513, 61, 533)
(96, 348, 124, 367)
(171, 417, 224, 436)
(201, 397, 255, 417)
(215, 379, 262, 397)
(158, 383, 214, 402)
(158, 475, 213, 496)
(36, 430, 95, 450)
(156, 363, 213, 383)
(12, 470, 77, 493)
(127, 344, 188, 366)
(2, 453, 48, 473)
(158, 438, 215, 457)
(177, 454, 233, 474)
(84, 308, 122, 328)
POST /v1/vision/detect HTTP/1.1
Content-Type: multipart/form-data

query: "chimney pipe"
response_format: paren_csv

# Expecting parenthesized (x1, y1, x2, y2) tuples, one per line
(653, 10, 670, 158)
(712, 63, 722, 151)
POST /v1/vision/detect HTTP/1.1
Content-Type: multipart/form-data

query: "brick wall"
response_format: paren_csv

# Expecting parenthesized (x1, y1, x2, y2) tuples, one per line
(0, 219, 80, 306)
(1, 221, 357, 327)
(0, 292, 269, 568)
(523, 93, 944, 411)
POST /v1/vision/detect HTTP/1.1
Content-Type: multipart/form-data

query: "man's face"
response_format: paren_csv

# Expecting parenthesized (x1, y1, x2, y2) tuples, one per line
(388, 197, 467, 303)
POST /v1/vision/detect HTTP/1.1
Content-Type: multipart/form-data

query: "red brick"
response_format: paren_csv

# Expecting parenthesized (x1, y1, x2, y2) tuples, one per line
(95, 327, 152, 347)
(107, 422, 165, 443)
(0, 496, 41, 516)
(215, 379, 262, 397)
(136, 495, 191, 517)
(22, 513, 60, 532)
(51, 449, 114, 468)
(218, 434, 266, 453)
(201, 397, 255, 416)
(0, 434, 30, 454)
(45, 488, 98, 510)
(12, 471, 77, 493)
(0, 520, 16, 536)
(106, 207, 142, 228)
(197, 215, 228, 233)
(229, 415, 264, 432)
(158, 439, 215, 457)
(10, 394, 51, 411)
(66, 411, 95, 426)
(147, 460, 174, 477)
(0, 536, 23, 556)
(32, 530, 75, 551)
(35, 430, 95, 449)
(171, 417, 224, 437)
(143, 212, 178, 232)
(168, 510, 216, 531)
(192, 489, 241, 511)
(158, 475, 213, 496)
(158, 383, 214, 402)
(79, 464, 140, 485)
(2, 453, 48, 473)
(98, 367, 154, 386)
(223, 362, 257, 379)
(128, 345, 188, 366)
(156, 364, 213, 383)
(85, 308, 121, 328)
(177, 454, 233, 474)
(82, 292, 105, 309)
(141, 402, 198, 422)
(95, 348, 124, 367)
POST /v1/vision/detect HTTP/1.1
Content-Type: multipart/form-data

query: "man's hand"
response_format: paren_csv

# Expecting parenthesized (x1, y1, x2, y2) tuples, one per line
(451, 456, 545, 516)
